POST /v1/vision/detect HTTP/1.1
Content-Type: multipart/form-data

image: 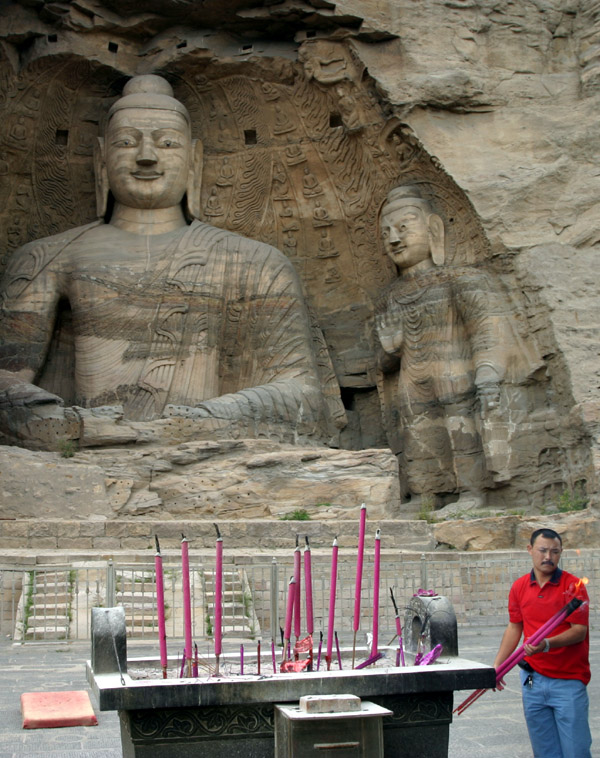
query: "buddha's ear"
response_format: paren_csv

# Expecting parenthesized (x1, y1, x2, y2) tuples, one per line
(428, 214, 445, 266)
(185, 138, 203, 220)
(93, 137, 109, 219)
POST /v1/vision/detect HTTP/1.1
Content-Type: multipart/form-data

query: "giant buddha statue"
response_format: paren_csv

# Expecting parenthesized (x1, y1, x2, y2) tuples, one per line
(0, 75, 341, 448)
(375, 185, 543, 508)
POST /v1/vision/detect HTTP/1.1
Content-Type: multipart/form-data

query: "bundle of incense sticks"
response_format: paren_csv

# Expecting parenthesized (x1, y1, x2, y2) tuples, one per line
(454, 595, 585, 715)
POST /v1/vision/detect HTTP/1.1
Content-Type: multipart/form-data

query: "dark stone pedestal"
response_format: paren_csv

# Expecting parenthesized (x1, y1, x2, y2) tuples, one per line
(88, 604, 494, 758)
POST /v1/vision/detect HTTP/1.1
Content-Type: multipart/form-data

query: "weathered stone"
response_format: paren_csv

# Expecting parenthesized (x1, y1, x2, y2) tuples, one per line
(434, 516, 520, 552)
(434, 511, 600, 551)
(0, 440, 400, 520)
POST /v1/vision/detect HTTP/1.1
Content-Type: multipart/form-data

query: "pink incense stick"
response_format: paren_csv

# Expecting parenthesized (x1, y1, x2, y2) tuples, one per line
(326, 536, 338, 670)
(240, 644, 244, 675)
(257, 640, 261, 675)
(371, 529, 381, 657)
(293, 536, 301, 642)
(214, 524, 223, 676)
(181, 534, 193, 677)
(304, 536, 314, 637)
(154, 536, 168, 679)
(353, 504, 367, 642)
(283, 576, 296, 661)
(316, 630, 323, 671)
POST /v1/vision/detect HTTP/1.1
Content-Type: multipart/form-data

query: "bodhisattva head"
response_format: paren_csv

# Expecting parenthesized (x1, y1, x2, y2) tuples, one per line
(380, 185, 445, 272)
(94, 74, 202, 221)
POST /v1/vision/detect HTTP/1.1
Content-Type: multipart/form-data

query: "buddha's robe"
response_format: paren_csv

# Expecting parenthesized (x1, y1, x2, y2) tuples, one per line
(0, 220, 339, 440)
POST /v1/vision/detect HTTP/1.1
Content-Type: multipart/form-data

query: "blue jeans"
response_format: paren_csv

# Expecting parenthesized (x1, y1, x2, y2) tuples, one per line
(520, 669, 592, 758)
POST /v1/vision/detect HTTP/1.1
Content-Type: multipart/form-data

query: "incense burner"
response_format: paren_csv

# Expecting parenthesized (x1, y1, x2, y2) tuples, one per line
(87, 605, 495, 758)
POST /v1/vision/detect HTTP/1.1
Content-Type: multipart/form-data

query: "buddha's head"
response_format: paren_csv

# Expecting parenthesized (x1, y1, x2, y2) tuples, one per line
(94, 75, 202, 219)
(380, 185, 445, 271)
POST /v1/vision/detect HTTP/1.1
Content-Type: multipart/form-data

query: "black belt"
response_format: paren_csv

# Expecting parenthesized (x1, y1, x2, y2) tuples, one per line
(518, 660, 535, 673)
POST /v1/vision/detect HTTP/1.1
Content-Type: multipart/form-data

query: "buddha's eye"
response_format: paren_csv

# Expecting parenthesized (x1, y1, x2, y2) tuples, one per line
(158, 138, 180, 148)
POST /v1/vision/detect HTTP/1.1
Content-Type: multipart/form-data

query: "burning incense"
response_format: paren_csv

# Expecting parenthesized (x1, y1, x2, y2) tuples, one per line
(283, 576, 296, 661)
(257, 640, 261, 675)
(214, 524, 223, 677)
(193, 643, 199, 677)
(455, 594, 586, 715)
(154, 536, 168, 679)
(304, 536, 314, 637)
(240, 644, 244, 675)
(390, 587, 405, 666)
(326, 536, 339, 670)
(270, 557, 278, 654)
(371, 529, 381, 658)
(352, 503, 367, 668)
(316, 630, 323, 671)
(293, 535, 301, 644)
(181, 534, 193, 677)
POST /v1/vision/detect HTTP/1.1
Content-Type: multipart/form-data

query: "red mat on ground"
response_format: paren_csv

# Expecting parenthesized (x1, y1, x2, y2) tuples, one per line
(21, 691, 98, 729)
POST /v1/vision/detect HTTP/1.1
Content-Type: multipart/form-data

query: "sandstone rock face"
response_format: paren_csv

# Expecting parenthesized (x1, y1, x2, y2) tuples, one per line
(0, 441, 400, 520)
(434, 510, 600, 551)
(0, 0, 598, 519)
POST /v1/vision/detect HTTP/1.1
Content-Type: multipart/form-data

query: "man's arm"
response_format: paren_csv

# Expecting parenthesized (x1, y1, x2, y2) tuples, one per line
(524, 623, 587, 655)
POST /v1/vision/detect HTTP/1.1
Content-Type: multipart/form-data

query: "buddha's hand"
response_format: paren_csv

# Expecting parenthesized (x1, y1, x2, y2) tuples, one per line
(0, 375, 74, 447)
(475, 365, 502, 414)
(375, 309, 404, 355)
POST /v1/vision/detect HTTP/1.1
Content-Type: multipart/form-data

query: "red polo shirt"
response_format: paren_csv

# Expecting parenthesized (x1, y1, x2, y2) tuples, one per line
(508, 568, 590, 685)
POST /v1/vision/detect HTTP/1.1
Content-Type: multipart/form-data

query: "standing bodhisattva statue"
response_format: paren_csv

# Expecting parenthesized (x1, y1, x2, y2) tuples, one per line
(0, 75, 337, 448)
(375, 185, 542, 508)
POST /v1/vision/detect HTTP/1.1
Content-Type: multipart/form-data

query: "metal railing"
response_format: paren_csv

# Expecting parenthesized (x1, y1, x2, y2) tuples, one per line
(1, 551, 597, 644)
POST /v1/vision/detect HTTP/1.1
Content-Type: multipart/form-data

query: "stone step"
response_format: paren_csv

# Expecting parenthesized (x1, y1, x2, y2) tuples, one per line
(24, 627, 69, 640)
(27, 615, 70, 626)
(32, 581, 70, 591)
(33, 594, 71, 604)
(116, 591, 158, 601)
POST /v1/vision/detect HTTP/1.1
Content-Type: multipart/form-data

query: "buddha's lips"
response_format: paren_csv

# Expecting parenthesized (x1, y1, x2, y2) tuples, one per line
(132, 171, 164, 179)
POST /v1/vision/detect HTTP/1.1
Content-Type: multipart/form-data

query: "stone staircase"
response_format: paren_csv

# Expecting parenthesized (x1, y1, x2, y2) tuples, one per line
(203, 567, 260, 641)
(15, 569, 73, 641)
(116, 568, 160, 638)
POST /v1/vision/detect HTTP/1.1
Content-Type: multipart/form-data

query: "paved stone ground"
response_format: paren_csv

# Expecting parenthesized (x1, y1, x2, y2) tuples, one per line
(0, 624, 597, 757)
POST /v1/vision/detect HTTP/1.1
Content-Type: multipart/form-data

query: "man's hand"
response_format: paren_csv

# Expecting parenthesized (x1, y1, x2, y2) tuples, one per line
(524, 639, 548, 656)
(494, 676, 506, 692)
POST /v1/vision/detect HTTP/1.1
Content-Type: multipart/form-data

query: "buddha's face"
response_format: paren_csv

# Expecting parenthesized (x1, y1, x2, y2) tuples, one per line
(380, 205, 432, 271)
(105, 107, 191, 210)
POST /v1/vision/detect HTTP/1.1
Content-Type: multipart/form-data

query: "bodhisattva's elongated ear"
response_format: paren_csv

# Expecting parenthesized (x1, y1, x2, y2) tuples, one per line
(428, 213, 445, 266)
(185, 138, 203, 220)
(93, 136, 109, 219)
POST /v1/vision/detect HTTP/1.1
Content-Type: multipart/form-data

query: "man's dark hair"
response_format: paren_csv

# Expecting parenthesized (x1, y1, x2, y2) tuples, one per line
(530, 528, 562, 546)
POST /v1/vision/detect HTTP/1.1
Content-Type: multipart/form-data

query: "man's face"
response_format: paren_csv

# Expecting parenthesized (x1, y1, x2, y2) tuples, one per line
(527, 535, 562, 577)
(105, 107, 191, 210)
(380, 205, 432, 271)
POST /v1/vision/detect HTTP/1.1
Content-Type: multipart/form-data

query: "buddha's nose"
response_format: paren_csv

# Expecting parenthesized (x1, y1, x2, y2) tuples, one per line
(136, 138, 158, 166)
(389, 226, 402, 244)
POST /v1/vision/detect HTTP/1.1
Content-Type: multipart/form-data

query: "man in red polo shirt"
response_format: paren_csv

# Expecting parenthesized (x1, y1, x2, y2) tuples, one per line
(494, 528, 591, 758)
